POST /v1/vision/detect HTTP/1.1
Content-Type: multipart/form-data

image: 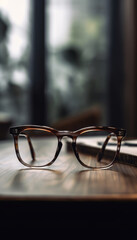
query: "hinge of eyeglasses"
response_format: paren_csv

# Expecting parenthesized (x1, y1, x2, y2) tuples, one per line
(118, 131, 123, 136)
(10, 128, 18, 134)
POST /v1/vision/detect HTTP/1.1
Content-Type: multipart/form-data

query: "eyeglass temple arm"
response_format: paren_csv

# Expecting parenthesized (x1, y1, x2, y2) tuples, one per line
(20, 134, 36, 161)
(97, 133, 115, 162)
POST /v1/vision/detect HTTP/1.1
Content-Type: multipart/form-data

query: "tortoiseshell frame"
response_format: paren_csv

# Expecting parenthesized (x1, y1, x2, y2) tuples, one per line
(10, 125, 126, 170)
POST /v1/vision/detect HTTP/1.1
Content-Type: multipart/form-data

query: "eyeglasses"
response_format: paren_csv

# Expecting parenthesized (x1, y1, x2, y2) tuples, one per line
(10, 125, 126, 170)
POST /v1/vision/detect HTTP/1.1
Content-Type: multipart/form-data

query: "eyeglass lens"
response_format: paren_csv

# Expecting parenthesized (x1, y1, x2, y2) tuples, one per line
(18, 129, 58, 167)
(76, 130, 118, 168)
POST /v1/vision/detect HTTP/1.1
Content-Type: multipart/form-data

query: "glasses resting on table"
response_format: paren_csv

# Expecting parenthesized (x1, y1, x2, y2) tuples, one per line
(10, 125, 126, 170)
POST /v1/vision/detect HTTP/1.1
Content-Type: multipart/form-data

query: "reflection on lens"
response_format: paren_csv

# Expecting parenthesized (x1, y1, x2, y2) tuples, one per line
(18, 129, 58, 167)
(76, 130, 118, 168)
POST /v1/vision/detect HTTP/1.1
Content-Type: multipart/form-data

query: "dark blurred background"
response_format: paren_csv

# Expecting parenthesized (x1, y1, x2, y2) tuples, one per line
(0, 0, 136, 139)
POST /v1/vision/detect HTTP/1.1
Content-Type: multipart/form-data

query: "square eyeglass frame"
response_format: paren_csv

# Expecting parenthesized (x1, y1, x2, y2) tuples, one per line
(10, 125, 126, 170)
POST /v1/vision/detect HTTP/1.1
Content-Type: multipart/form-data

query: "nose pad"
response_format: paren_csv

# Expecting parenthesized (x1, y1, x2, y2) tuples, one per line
(54, 141, 62, 159)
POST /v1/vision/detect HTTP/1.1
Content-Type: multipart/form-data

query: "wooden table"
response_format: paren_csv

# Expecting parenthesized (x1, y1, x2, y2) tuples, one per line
(0, 140, 137, 232)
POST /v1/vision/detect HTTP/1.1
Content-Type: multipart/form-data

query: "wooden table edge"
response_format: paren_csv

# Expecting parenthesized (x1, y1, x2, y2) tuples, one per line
(0, 193, 137, 201)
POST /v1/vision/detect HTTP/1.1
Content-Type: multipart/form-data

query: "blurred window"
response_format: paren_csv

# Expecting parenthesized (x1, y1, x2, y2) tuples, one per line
(46, 0, 110, 125)
(0, 0, 110, 129)
(0, 0, 31, 124)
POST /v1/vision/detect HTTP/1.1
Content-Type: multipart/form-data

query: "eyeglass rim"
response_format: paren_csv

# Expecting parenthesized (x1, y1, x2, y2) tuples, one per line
(10, 125, 126, 169)
(10, 125, 126, 137)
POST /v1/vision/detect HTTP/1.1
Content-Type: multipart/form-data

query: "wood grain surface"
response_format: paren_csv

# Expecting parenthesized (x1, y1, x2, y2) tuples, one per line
(0, 140, 137, 201)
